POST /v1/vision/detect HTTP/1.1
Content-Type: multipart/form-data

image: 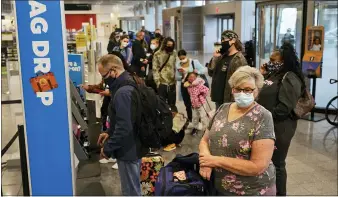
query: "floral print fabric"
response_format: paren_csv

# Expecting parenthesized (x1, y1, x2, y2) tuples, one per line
(209, 103, 276, 195)
(140, 155, 164, 196)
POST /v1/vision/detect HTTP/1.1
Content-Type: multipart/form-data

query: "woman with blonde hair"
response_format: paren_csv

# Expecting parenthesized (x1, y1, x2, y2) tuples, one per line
(199, 66, 276, 196)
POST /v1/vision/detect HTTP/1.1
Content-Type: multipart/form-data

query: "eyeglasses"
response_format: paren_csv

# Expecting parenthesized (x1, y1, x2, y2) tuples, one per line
(102, 69, 112, 79)
(233, 88, 256, 94)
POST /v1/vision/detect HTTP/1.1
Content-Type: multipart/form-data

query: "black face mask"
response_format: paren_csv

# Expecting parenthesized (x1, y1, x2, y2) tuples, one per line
(155, 33, 161, 38)
(104, 76, 115, 87)
(165, 46, 174, 53)
(220, 41, 232, 55)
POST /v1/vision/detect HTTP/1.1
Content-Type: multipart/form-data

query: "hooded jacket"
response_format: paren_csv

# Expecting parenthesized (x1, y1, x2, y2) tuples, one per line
(152, 49, 177, 87)
(186, 77, 209, 108)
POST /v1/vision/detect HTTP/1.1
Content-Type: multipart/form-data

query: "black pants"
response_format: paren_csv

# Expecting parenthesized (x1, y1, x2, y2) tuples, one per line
(158, 84, 176, 107)
(272, 118, 297, 196)
(101, 96, 111, 132)
(181, 83, 192, 122)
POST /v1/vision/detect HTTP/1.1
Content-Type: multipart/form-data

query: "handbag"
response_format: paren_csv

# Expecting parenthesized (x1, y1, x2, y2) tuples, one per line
(192, 60, 209, 88)
(282, 72, 315, 118)
(30, 72, 58, 93)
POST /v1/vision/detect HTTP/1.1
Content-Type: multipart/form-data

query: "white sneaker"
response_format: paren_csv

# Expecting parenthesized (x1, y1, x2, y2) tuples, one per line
(187, 122, 194, 129)
(197, 123, 203, 131)
(99, 158, 116, 164)
(112, 163, 118, 170)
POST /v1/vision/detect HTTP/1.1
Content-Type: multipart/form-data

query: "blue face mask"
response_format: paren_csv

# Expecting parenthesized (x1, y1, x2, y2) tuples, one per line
(233, 92, 254, 108)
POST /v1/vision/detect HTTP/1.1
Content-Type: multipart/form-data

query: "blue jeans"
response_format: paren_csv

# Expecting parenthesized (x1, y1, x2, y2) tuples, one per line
(117, 159, 142, 196)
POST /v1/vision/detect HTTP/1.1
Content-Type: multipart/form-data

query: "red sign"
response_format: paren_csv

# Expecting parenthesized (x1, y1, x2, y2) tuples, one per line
(216, 7, 219, 13)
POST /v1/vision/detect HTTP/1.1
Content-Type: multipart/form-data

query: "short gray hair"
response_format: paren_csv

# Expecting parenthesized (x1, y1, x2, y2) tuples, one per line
(98, 54, 123, 70)
(228, 66, 264, 90)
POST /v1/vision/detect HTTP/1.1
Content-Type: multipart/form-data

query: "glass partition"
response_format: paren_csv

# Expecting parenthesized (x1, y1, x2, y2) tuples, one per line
(313, 1, 338, 108)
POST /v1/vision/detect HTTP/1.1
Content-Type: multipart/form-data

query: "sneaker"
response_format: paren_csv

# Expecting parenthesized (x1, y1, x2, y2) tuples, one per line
(112, 163, 118, 170)
(187, 122, 194, 129)
(99, 158, 116, 164)
(163, 143, 176, 152)
(197, 123, 203, 131)
(191, 128, 198, 136)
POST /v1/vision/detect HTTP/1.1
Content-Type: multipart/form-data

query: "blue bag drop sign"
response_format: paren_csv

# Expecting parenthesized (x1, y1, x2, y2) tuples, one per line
(68, 54, 85, 98)
(15, 0, 75, 195)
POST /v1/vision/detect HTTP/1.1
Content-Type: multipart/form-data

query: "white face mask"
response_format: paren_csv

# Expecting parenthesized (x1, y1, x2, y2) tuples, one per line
(121, 42, 128, 47)
(150, 44, 158, 50)
(180, 58, 188, 63)
(233, 92, 254, 108)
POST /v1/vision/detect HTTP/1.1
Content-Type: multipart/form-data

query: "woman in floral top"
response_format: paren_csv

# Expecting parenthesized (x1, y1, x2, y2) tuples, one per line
(199, 66, 276, 196)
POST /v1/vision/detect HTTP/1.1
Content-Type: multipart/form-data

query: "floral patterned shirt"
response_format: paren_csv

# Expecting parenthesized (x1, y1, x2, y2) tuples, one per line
(208, 103, 276, 196)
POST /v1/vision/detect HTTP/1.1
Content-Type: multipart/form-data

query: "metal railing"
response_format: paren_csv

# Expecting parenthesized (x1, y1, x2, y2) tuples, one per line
(1, 125, 30, 196)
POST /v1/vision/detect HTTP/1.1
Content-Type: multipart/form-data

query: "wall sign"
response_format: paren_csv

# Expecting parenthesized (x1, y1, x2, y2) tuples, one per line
(14, 0, 75, 195)
(68, 54, 85, 98)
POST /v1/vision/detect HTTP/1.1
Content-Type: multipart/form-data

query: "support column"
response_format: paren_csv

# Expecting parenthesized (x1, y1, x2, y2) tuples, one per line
(155, 0, 163, 29)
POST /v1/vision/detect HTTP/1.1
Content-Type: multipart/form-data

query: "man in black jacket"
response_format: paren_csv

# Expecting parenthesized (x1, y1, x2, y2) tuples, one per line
(132, 31, 148, 78)
(98, 54, 143, 196)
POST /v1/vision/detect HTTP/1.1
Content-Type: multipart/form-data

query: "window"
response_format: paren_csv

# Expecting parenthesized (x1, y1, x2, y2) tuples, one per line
(313, 1, 338, 108)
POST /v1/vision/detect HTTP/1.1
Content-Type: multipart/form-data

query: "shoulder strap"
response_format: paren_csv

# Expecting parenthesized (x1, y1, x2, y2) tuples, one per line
(191, 59, 195, 70)
(159, 54, 171, 73)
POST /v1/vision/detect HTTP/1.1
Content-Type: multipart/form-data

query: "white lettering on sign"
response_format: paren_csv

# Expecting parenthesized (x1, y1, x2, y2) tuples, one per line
(31, 17, 48, 34)
(29, 1, 53, 106)
(37, 92, 53, 106)
(68, 62, 81, 72)
(29, 1, 46, 18)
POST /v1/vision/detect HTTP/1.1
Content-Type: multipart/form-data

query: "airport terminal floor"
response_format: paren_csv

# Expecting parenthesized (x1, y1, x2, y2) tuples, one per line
(1, 0, 338, 196)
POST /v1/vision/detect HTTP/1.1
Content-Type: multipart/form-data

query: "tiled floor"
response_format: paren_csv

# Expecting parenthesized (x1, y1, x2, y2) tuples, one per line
(2, 53, 337, 196)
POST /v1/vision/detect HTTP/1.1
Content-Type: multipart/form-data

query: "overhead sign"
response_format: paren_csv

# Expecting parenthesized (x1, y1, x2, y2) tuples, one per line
(14, 0, 75, 195)
(68, 54, 85, 98)
(302, 26, 324, 78)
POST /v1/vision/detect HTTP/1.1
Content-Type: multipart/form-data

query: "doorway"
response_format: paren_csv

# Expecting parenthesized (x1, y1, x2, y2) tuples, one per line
(256, 2, 303, 67)
(204, 14, 234, 54)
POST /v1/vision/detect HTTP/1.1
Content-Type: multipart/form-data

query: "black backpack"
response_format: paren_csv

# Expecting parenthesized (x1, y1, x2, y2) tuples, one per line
(119, 82, 173, 149)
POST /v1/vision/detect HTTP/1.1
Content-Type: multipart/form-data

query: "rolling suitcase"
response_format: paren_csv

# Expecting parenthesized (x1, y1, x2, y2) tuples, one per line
(140, 152, 164, 196)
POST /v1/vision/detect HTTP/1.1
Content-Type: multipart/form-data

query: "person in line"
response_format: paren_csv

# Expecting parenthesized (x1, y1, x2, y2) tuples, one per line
(257, 43, 305, 196)
(259, 50, 284, 78)
(153, 37, 177, 107)
(98, 54, 144, 196)
(113, 35, 133, 65)
(199, 66, 276, 196)
(141, 26, 151, 48)
(310, 37, 322, 51)
(145, 38, 161, 92)
(208, 30, 247, 110)
(184, 72, 209, 133)
(162, 105, 186, 152)
(281, 28, 295, 47)
(132, 31, 148, 78)
(107, 32, 120, 53)
(175, 49, 207, 129)
(154, 28, 164, 45)
(140, 30, 149, 51)
(97, 50, 139, 170)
